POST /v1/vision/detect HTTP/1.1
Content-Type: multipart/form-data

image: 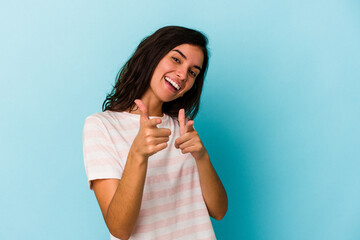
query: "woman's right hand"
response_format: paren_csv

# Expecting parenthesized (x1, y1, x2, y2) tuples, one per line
(130, 99, 171, 159)
(94, 100, 171, 239)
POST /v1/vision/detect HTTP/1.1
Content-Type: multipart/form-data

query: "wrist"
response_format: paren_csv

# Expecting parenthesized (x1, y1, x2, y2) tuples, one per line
(129, 148, 148, 166)
(194, 149, 209, 162)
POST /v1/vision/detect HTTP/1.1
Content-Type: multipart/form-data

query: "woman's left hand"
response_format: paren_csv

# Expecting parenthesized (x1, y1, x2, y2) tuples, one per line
(175, 109, 208, 161)
(175, 109, 228, 220)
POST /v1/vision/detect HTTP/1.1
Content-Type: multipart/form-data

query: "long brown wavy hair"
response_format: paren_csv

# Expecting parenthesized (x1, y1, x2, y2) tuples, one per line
(102, 26, 209, 119)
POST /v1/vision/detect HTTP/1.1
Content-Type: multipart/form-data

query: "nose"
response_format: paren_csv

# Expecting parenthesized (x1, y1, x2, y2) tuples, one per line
(176, 66, 187, 81)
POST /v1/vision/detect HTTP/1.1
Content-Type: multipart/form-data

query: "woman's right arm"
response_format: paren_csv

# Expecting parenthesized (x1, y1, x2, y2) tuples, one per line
(92, 151, 148, 240)
(92, 100, 171, 239)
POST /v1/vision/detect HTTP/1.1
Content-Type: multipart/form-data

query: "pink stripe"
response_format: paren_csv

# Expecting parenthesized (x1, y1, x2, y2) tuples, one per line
(145, 165, 195, 185)
(154, 221, 213, 240)
(84, 129, 137, 140)
(197, 237, 215, 240)
(86, 120, 139, 131)
(86, 158, 120, 167)
(139, 194, 204, 217)
(84, 143, 116, 152)
(134, 209, 208, 234)
(85, 145, 131, 157)
(148, 153, 193, 169)
(85, 119, 139, 133)
(84, 145, 114, 153)
(84, 147, 114, 154)
(85, 146, 189, 168)
(142, 180, 200, 201)
(83, 129, 105, 138)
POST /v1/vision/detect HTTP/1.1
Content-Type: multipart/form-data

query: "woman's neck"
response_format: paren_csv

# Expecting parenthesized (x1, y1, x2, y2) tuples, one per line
(129, 95, 164, 117)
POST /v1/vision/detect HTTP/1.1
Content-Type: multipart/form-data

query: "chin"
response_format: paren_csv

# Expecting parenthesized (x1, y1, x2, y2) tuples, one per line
(161, 97, 178, 103)
(157, 93, 181, 103)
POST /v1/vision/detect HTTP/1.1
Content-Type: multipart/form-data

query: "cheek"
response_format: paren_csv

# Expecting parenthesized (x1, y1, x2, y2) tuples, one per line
(158, 59, 173, 72)
(153, 59, 170, 76)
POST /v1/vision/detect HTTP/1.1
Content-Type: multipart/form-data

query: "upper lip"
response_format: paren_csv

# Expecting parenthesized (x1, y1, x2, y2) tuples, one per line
(165, 76, 182, 90)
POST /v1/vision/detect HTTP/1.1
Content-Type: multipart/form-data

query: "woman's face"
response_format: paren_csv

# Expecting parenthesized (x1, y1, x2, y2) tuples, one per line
(146, 44, 204, 103)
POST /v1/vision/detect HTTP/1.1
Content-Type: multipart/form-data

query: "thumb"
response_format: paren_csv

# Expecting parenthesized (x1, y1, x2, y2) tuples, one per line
(134, 99, 149, 124)
(186, 120, 195, 132)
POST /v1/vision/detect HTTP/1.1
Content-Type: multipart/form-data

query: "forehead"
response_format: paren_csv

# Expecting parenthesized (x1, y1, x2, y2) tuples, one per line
(170, 44, 204, 67)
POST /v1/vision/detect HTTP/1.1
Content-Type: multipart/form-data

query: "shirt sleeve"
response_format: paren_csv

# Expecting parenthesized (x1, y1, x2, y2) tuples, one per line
(83, 115, 123, 190)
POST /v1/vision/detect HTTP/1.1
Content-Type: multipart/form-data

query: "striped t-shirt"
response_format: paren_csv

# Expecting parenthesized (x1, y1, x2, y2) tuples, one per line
(83, 110, 216, 240)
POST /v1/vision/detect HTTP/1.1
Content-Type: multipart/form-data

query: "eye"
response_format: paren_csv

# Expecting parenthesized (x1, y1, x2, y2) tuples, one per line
(172, 57, 180, 63)
(189, 70, 197, 77)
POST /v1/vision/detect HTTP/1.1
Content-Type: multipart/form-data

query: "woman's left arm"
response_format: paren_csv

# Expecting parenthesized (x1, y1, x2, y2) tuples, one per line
(175, 109, 228, 220)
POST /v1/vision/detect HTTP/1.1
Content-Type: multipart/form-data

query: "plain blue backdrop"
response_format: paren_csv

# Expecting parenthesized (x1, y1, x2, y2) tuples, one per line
(1, 0, 359, 239)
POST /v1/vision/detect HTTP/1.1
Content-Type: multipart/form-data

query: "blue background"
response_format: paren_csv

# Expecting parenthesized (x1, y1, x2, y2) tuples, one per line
(1, 0, 359, 239)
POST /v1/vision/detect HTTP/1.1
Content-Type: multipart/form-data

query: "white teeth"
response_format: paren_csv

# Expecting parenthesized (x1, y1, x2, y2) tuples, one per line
(165, 77, 180, 90)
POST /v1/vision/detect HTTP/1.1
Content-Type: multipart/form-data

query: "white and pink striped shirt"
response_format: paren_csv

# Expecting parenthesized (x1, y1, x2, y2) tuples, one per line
(83, 110, 216, 240)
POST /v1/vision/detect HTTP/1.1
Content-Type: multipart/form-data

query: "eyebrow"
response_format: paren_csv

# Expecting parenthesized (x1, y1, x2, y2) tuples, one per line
(172, 49, 202, 71)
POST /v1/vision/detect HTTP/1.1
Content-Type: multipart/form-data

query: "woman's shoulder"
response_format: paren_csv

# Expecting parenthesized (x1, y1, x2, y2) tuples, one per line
(85, 110, 142, 127)
(85, 110, 113, 122)
(86, 110, 133, 119)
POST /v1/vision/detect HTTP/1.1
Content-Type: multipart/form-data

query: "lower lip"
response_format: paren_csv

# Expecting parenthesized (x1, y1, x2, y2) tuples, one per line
(164, 79, 178, 93)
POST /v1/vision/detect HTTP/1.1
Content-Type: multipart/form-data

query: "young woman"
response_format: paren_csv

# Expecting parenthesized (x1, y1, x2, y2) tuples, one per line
(83, 26, 228, 240)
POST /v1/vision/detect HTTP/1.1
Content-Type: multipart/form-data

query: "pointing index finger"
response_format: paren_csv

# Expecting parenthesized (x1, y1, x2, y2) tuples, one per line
(178, 108, 186, 136)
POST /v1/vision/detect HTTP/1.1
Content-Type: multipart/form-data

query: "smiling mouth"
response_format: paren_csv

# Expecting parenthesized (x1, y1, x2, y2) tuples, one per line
(164, 76, 181, 91)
